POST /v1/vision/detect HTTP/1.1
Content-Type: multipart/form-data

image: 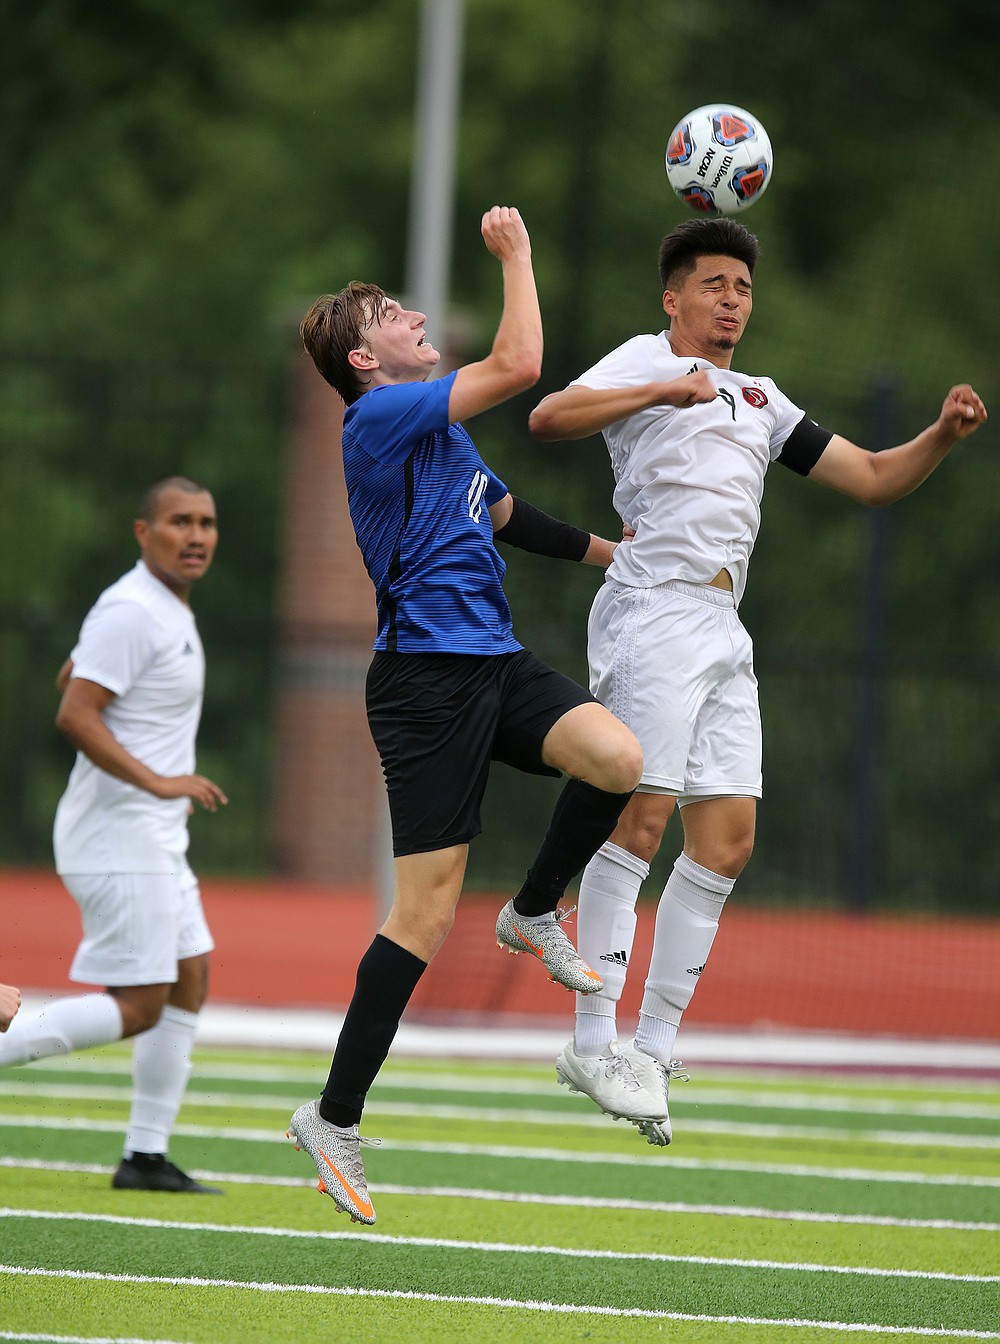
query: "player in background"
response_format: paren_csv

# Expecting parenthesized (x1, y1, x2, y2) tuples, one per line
(529, 216, 987, 1144)
(287, 205, 643, 1224)
(0, 478, 228, 1192)
(0, 983, 20, 1031)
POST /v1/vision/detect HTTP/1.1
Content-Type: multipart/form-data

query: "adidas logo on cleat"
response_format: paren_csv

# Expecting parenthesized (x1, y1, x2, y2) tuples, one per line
(600, 949, 628, 966)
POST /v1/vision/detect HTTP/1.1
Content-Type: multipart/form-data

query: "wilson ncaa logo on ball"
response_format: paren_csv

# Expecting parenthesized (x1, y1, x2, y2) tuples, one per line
(665, 103, 773, 216)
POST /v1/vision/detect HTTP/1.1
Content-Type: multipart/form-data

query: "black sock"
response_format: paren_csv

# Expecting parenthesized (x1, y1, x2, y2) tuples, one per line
(319, 934, 427, 1127)
(512, 778, 634, 917)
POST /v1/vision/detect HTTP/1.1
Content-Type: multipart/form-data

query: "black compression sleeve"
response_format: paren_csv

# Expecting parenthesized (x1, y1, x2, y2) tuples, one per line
(778, 415, 835, 476)
(493, 496, 591, 561)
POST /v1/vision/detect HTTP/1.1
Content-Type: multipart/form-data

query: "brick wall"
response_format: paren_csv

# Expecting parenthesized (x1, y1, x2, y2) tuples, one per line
(270, 353, 385, 883)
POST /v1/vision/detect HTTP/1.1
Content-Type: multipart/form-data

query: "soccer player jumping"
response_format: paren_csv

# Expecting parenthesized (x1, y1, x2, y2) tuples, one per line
(288, 206, 643, 1223)
(529, 216, 987, 1145)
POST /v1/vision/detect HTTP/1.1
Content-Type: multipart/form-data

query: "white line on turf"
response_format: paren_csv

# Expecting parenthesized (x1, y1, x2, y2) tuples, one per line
(11, 1060, 1000, 1119)
(0, 1335, 190, 1344)
(2, 1091, 998, 1149)
(2, 1161, 998, 1232)
(3, 1207, 997, 1283)
(2, 1266, 998, 1338)
(15, 994, 1000, 1071)
(4, 1127, 1000, 1189)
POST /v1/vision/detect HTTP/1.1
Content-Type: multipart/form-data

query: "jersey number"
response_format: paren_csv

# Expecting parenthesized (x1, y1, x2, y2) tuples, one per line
(468, 471, 489, 523)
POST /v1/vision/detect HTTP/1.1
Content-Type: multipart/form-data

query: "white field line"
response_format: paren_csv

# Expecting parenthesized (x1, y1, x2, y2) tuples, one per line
(3, 1117, 1000, 1188)
(2, 1266, 998, 1339)
(2, 1084, 999, 1150)
(15, 1057, 1000, 1120)
(3, 1159, 999, 1233)
(0, 1335, 190, 1344)
(4, 1206, 998, 1284)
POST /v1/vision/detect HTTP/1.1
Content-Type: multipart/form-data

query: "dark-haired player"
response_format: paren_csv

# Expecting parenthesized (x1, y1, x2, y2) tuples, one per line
(530, 216, 987, 1143)
(0, 478, 227, 1192)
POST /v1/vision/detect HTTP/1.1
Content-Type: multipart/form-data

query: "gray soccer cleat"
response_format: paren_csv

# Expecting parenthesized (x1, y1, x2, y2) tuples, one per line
(495, 900, 603, 994)
(286, 1100, 378, 1224)
(620, 1045, 690, 1146)
(555, 1038, 668, 1122)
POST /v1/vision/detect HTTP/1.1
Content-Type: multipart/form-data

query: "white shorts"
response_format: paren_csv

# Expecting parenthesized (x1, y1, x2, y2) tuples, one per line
(588, 577, 763, 801)
(63, 866, 214, 987)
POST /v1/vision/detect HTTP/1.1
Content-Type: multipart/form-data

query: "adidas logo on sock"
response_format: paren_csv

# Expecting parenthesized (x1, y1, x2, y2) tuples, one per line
(599, 949, 628, 966)
(686, 963, 705, 976)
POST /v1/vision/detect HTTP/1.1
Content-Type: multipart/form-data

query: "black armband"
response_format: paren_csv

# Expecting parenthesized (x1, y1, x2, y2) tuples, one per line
(778, 415, 834, 476)
(493, 496, 591, 562)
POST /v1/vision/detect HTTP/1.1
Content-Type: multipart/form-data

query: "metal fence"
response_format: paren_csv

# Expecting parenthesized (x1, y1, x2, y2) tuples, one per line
(1, 351, 997, 914)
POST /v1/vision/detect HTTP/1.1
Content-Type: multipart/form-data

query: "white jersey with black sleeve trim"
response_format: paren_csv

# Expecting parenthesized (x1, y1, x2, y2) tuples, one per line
(572, 330, 830, 604)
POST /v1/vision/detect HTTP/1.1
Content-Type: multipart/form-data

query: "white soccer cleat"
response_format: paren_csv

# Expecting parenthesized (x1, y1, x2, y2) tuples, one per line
(555, 1038, 668, 1122)
(620, 1043, 690, 1146)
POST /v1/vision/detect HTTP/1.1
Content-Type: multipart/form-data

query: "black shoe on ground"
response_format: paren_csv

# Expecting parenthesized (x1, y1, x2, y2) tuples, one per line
(111, 1154, 223, 1194)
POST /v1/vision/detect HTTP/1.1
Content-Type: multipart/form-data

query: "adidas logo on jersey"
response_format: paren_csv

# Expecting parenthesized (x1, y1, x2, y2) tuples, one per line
(599, 949, 628, 966)
(686, 963, 705, 976)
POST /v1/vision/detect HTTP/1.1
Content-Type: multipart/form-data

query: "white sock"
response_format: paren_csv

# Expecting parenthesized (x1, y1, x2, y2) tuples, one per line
(636, 852, 734, 1064)
(124, 1005, 198, 1157)
(574, 842, 649, 1057)
(0, 993, 123, 1066)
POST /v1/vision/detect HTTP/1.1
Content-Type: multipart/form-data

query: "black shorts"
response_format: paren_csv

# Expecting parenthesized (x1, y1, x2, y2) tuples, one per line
(366, 648, 596, 856)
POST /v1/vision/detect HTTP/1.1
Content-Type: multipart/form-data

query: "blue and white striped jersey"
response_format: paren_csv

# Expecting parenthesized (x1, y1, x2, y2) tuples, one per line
(342, 370, 522, 654)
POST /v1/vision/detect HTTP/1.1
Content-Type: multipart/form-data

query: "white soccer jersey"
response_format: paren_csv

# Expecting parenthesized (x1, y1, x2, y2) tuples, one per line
(53, 560, 206, 874)
(573, 331, 807, 604)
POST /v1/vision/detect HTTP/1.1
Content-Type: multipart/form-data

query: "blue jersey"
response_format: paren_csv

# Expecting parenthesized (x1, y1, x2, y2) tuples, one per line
(342, 371, 522, 654)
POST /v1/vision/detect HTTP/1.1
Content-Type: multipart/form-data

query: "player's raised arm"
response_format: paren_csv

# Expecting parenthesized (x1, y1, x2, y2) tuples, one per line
(529, 371, 718, 441)
(446, 207, 543, 424)
(807, 384, 988, 506)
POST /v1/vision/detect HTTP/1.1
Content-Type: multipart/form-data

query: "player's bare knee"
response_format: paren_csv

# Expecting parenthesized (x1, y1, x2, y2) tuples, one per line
(728, 837, 755, 878)
(593, 729, 643, 795)
(726, 829, 755, 876)
(110, 987, 168, 1037)
(172, 955, 210, 1013)
(692, 833, 754, 879)
(620, 735, 644, 792)
(612, 797, 672, 864)
(384, 898, 455, 963)
(618, 815, 666, 864)
(425, 904, 457, 954)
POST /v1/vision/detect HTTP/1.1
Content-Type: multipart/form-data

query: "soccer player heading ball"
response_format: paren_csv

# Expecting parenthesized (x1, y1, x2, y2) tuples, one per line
(529, 216, 987, 1145)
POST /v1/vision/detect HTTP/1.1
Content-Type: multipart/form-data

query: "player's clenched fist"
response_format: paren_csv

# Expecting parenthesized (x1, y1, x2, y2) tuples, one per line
(0, 982, 21, 1032)
(662, 370, 718, 408)
(939, 384, 987, 440)
(481, 206, 531, 261)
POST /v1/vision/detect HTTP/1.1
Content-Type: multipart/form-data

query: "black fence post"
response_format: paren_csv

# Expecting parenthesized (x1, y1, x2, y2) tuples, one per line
(848, 377, 895, 912)
(13, 606, 55, 863)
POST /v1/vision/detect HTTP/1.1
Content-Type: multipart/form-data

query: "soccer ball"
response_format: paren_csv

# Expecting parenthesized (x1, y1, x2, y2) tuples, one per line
(665, 104, 772, 215)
